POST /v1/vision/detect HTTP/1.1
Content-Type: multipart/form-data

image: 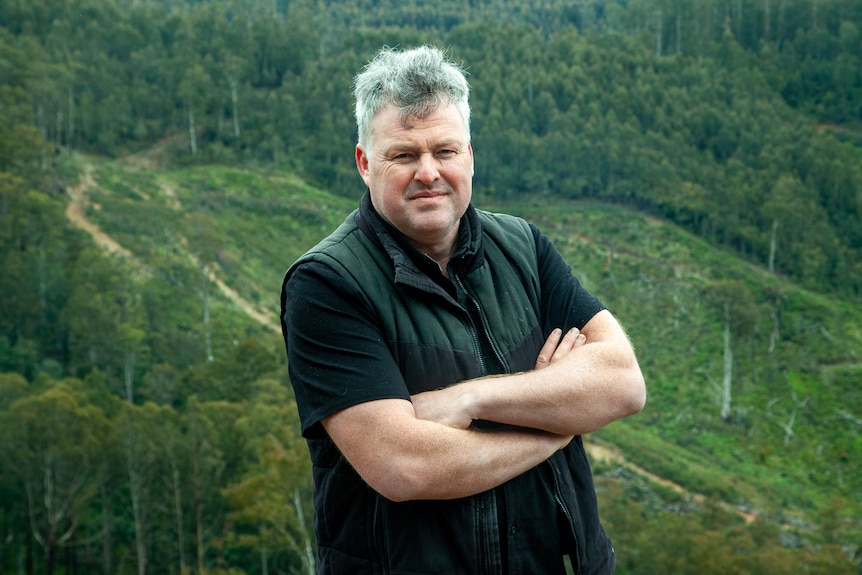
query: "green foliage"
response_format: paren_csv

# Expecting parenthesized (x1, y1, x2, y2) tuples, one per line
(4, 0, 861, 297)
(2, 0, 862, 573)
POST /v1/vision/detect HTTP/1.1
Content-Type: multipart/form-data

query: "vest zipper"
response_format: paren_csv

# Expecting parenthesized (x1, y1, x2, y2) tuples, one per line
(453, 269, 505, 575)
(478, 492, 490, 574)
(451, 270, 508, 376)
(372, 494, 390, 574)
(548, 459, 582, 575)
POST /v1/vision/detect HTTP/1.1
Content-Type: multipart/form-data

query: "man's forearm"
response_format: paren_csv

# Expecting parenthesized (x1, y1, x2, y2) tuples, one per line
(323, 398, 570, 502)
(459, 340, 644, 435)
(412, 311, 646, 436)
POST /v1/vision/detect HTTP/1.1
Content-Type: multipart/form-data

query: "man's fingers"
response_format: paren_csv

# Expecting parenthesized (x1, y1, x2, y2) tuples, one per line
(561, 327, 587, 350)
(535, 328, 587, 370)
(534, 328, 563, 369)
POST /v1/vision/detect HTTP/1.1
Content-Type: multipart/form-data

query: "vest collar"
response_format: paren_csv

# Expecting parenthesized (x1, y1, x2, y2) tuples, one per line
(355, 190, 485, 283)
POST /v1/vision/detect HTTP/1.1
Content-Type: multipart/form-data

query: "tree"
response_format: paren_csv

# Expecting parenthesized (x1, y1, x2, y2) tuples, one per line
(116, 401, 176, 575)
(182, 212, 226, 363)
(706, 279, 757, 422)
(225, 379, 314, 574)
(183, 397, 230, 573)
(0, 379, 111, 575)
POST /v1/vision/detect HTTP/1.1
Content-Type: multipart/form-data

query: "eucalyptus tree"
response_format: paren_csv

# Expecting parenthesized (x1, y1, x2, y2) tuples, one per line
(706, 279, 758, 422)
(182, 212, 226, 363)
(0, 379, 112, 575)
(225, 378, 314, 574)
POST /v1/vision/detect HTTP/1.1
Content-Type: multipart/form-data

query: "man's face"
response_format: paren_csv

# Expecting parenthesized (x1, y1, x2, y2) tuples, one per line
(356, 103, 474, 255)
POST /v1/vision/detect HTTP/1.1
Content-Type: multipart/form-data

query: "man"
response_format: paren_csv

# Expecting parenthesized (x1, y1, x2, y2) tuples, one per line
(280, 45, 645, 574)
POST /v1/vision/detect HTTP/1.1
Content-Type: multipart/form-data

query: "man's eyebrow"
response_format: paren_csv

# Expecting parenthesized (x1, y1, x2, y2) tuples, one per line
(380, 143, 416, 156)
(436, 139, 464, 149)
(379, 136, 467, 155)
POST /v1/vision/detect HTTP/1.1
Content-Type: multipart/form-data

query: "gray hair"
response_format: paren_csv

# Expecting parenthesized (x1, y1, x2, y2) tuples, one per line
(354, 45, 471, 151)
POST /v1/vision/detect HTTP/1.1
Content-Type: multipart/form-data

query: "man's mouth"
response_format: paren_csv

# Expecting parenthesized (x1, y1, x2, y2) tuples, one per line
(409, 189, 448, 200)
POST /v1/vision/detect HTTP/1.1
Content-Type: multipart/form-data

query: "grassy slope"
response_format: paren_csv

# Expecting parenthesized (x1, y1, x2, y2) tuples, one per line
(72, 153, 862, 539)
(506, 198, 862, 526)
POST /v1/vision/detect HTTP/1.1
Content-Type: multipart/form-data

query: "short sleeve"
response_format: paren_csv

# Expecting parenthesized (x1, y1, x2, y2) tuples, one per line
(283, 261, 411, 438)
(531, 224, 606, 334)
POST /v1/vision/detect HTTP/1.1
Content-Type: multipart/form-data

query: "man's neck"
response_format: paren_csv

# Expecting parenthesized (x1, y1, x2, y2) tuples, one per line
(410, 227, 460, 278)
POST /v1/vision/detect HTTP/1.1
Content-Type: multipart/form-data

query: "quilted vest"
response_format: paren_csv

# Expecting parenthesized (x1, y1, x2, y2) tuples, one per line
(285, 197, 614, 574)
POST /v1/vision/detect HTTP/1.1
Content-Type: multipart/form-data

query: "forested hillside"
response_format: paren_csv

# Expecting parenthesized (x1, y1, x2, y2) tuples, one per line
(2, 1, 861, 574)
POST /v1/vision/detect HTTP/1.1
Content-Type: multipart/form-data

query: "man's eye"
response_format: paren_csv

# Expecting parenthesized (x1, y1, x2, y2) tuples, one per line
(437, 149, 456, 156)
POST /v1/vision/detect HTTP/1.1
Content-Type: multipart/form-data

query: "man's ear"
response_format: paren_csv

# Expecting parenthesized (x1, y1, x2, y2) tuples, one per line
(356, 145, 371, 185)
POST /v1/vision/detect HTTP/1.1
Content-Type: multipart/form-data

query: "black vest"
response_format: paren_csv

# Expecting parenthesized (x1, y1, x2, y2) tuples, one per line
(284, 197, 615, 574)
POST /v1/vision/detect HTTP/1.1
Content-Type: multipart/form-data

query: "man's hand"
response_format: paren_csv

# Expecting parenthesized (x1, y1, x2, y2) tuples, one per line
(411, 328, 586, 428)
(534, 327, 587, 370)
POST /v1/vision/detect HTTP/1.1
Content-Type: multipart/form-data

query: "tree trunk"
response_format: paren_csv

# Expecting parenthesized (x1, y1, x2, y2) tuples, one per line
(194, 458, 205, 575)
(45, 532, 57, 575)
(188, 107, 197, 156)
(768, 308, 779, 354)
(228, 76, 240, 138)
(721, 307, 733, 421)
(124, 351, 135, 403)
(129, 464, 147, 575)
(294, 487, 316, 575)
(171, 460, 187, 575)
(101, 486, 112, 575)
(202, 272, 213, 363)
(55, 110, 63, 150)
(68, 85, 74, 152)
(811, 0, 818, 32)
(768, 219, 778, 273)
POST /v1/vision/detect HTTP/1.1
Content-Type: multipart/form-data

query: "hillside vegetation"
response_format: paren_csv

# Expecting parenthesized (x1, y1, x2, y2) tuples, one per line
(2, 0, 862, 574)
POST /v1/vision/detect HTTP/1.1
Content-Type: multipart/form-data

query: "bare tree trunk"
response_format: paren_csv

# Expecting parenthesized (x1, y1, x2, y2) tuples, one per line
(101, 486, 112, 575)
(735, 0, 742, 40)
(201, 271, 213, 363)
(68, 85, 74, 152)
(45, 533, 57, 575)
(38, 244, 47, 320)
(56, 110, 63, 150)
(811, 0, 818, 32)
(721, 306, 733, 421)
(768, 219, 778, 273)
(193, 455, 205, 575)
(776, 0, 787, 49)
(124, 351, 135, 403)
(188, 107, 197, 156)
(225, 73, 240, 138)
(16, 534, 25, 575)
(171, 461, 187, 575)
(655, 9, 663, 57)
(293, 487, 316, 575)
(773, 391, 809, 444)
(768, 308, 779, 354)
(128, 463, 147, 575)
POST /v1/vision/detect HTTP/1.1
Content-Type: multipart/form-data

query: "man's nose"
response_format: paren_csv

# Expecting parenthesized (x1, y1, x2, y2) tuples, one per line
(414, 154, 440, 184)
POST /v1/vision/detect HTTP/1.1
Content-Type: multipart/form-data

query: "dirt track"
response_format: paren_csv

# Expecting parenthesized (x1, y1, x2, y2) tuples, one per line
(65, 160, 279, 333)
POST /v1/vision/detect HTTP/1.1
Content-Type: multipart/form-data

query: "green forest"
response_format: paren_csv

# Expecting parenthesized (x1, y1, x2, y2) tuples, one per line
(1, 0, 861, 574)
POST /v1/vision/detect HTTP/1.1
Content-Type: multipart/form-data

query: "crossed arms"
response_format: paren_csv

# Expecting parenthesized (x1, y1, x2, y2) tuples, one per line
(322, 309, 646, 502)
